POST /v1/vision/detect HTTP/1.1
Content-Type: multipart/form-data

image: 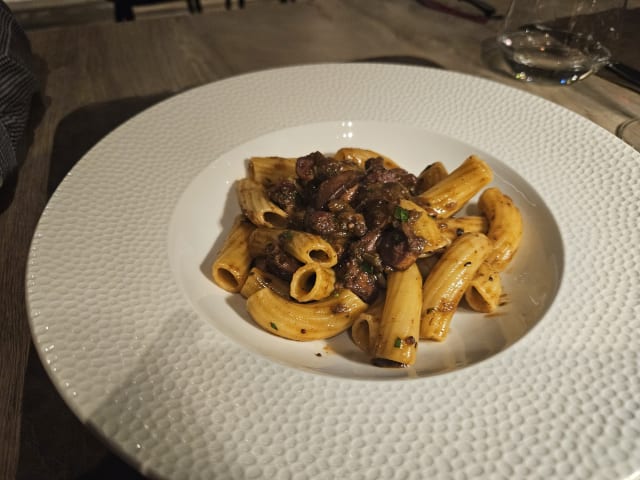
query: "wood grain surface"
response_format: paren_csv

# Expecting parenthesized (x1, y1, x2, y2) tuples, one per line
(1, 0, 638, 478)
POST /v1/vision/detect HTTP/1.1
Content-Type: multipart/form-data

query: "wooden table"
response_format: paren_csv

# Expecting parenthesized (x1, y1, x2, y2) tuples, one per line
(1, 0, 638, 478)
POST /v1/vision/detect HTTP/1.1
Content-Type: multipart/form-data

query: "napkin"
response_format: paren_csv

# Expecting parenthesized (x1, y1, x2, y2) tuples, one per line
(0, 1, 38, 189)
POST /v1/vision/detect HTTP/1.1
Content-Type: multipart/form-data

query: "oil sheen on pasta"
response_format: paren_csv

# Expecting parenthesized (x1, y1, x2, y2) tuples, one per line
(211, 149, 522, 368)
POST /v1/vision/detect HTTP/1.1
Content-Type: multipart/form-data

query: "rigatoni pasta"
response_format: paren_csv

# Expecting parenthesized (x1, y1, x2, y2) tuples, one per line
(477, 187, 523, 271)
(464, 262, 503, 313)
(249, 228, 338, 267)
(414, 155, 493, 218)
(290, 263, 336, 302)
(464, 187, 523, 313)
(211, 215, 256, 293)
(372, 263, 422, 367)
(247, 287, 368, 341)
(209, 149, 523, 367)
(236, 178, 288, 228)
(351, 296, 385, 355)
(415, 161, 448, 193)
(420, 232, 492, 341)
(249, 156, 297, 185)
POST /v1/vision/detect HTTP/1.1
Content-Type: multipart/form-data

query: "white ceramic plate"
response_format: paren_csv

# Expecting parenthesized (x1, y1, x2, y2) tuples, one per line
(27, 64, 640, 479)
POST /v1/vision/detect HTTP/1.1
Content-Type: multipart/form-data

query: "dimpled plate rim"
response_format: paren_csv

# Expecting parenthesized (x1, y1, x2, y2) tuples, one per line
(26, 64, 640, 479)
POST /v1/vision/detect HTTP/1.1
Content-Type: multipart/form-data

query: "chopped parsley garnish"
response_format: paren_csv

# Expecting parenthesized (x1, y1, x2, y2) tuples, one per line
(270, 322, 278, 330)
(393, 205, 410, 222)
(394, 337, 402, 348)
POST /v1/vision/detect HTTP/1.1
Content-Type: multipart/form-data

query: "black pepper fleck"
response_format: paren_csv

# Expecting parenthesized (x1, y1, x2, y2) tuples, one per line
(331, 303, 348, 314)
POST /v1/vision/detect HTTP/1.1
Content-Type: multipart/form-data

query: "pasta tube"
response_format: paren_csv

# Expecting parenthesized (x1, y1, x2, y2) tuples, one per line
(211, 216, 256, 293)
(283, 230, 338, 267)
(247, 288, 368, 341)
(333, 147, 400, 169)
(437, 216, 489, 242)
(414, 155, 493, 218)
(240, 267, 290, 299)
(416, 161, 448, 193)
(420, 232, 492, 341)
(351, 296, 385, 354)
(463, 188, 522, 313)
(478, 187, 523, 271)
(398, 199, 450, 255)
(249, 228, 337, 267)
(249, 156, 297, 185)
(372, 263, 422, 367)
(236, 178, 288, 228)
(464, 262, 503, 313)
(290, 263, 336, 302)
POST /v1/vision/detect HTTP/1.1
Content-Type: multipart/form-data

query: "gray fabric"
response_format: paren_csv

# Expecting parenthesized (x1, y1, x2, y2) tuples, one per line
(0, 1, 38, 186)
(0, 121, 12, 188)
